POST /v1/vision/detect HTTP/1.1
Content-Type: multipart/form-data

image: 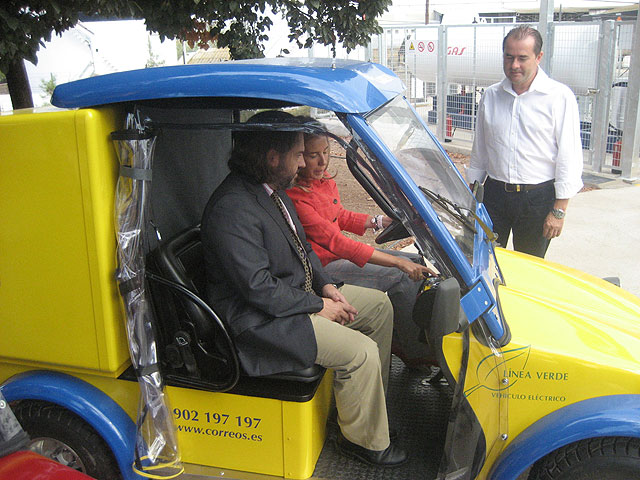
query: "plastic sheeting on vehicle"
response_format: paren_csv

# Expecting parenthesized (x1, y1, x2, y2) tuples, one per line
(0, 390, 29, 458)
(112, 115, 182, 479)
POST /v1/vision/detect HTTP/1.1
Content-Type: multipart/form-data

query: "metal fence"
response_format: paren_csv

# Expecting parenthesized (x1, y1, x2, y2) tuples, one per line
(369, 21, 637, 177)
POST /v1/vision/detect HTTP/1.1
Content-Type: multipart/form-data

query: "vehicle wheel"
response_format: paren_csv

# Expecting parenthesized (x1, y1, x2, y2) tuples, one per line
(12, 400, 122, 480)
(528, 436, 640, 480)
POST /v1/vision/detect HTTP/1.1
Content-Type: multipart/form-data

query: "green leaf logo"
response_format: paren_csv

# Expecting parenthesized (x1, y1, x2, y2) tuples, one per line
(464, 345, 531, 397)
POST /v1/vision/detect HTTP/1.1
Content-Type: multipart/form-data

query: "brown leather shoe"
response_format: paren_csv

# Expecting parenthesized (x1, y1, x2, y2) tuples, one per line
(336, 431, 408, 467)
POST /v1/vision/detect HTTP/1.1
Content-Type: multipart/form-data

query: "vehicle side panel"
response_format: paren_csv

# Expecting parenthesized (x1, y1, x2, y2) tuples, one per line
(0, 108, 129, 374)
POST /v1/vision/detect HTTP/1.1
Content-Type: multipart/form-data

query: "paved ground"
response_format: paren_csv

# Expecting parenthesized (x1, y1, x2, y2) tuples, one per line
(545, 182, 640, 298)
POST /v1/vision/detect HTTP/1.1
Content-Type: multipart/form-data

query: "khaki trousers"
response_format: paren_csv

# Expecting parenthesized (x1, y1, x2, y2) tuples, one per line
(310, 284, 393, 451)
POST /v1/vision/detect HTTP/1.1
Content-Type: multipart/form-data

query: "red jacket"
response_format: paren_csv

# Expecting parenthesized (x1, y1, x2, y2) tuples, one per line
(287, 177, 374, 267)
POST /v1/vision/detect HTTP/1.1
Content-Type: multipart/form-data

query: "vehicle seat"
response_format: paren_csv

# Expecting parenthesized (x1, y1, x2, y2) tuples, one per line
(146, 225, 324, 392)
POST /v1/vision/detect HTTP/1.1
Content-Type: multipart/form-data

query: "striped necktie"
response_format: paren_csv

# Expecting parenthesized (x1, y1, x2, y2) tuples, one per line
(270, 191, 314, 293)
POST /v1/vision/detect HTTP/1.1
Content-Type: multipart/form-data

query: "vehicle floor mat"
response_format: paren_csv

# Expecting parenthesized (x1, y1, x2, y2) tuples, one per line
(312, 355, 453, 479)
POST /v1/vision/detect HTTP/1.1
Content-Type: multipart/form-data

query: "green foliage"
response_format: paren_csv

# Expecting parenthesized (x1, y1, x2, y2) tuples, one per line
(135, 0, 276, 59)
(1, 1, 392, 71)
(281, 0, 393, 56)
(136, 0, 393, 59)
(39, 72, 56, 97)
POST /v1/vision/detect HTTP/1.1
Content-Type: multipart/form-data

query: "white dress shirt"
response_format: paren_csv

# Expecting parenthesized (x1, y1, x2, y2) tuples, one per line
(468, 68, 583, 199)
(263, 183, 297, 232)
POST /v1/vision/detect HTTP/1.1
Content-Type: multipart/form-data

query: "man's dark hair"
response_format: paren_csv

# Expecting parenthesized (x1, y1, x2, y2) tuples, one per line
(229, 110, 302, 184)
(503, 25, 543, 56)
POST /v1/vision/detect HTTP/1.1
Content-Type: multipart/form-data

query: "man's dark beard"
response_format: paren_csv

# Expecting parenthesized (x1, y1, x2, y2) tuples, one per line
(268, 162, 297, 190)
(275, 174, 296, 190)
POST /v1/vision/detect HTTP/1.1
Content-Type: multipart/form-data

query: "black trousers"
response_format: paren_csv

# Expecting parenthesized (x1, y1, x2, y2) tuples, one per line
(483, 177, 556, 258)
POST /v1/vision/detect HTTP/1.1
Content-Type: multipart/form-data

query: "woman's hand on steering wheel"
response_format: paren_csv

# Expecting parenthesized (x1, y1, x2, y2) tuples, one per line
(396, 257, 437, 281)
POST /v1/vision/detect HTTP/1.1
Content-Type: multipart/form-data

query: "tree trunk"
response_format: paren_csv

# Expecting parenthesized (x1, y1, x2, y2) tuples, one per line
(6, 58, 34, 110)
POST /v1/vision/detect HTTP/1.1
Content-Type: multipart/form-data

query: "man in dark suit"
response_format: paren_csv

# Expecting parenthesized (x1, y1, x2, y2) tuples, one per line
(201, 111, 407, 466)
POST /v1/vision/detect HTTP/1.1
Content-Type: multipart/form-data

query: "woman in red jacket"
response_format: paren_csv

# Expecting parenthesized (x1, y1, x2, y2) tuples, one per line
(287, 119, 437, 370)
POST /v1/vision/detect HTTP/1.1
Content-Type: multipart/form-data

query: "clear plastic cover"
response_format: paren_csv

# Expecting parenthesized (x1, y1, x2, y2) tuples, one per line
(112, 114, 182, 479)
(0, 390, 29, 457)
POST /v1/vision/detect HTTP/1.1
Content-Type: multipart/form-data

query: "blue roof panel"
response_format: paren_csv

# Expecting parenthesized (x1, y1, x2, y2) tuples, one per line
(51, 58, 405, 113)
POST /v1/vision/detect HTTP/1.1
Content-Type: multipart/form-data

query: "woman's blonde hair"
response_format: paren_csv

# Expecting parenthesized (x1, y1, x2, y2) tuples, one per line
(293, 116, 337, 189)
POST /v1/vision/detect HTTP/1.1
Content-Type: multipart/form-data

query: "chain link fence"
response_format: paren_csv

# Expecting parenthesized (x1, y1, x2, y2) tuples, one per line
(369, 21, 636, 175)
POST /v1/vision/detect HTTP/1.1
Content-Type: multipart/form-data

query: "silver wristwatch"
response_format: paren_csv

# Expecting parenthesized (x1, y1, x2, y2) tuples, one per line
(551, 208, 565, 219)
(371, 214, 384, 231)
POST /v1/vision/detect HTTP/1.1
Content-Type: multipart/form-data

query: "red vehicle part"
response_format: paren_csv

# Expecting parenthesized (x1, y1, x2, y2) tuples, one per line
(0, 450, 95, 480)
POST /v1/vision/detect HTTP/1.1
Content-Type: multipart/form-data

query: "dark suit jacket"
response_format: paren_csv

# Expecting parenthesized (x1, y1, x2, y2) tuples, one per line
(201, 172, 333, 376)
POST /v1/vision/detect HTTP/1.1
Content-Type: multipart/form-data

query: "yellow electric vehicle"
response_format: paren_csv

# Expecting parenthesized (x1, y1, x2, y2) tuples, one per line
(1, 59, 639, 480)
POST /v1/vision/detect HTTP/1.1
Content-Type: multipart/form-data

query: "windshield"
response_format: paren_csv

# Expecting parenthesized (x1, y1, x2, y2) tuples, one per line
(366, 96, 478, 263)
(358, 96, 508, 345)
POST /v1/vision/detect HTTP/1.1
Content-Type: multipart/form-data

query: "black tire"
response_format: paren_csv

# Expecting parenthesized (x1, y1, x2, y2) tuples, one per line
(528, 436, 640, 480)
(12, 400, 122, 480)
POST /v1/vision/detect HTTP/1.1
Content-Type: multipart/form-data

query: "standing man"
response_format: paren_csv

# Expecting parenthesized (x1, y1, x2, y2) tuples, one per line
(468, 25, 583, 257)
(201, 111, 407, 467)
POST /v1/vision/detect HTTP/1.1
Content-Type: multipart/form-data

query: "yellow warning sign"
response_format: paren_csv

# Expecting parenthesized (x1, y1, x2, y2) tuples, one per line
(409, 42, 415, 50)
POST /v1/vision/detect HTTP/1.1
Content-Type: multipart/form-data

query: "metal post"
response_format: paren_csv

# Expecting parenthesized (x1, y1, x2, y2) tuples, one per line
(539, 0, 554, 74)
(472, 25, 478, 135)
(365, 40, 372, 62)
(436, 25, 448, 142)
(546, 22, 555, 78)
(414, 30, 420, 102)
(390, 28, 395, 70)
(620, 5, 640, 181)
(591, 20, 617, 173)
(404, 29, 411, 99)
(380, 30, 388, 67)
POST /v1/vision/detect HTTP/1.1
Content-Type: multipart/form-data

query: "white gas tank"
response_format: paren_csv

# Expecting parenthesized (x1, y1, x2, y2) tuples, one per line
(403, 23, 611, 94)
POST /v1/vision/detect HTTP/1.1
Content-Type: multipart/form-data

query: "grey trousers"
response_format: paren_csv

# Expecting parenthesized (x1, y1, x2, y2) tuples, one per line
(324, 249, 427, 360)
(310, 284, 393, 451)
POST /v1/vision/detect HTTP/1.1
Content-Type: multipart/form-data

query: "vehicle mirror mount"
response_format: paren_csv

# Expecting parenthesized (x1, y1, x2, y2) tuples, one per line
(430, 277, 463, 338)
(374, 219, 410, 244)
(413, 277, 463, 339)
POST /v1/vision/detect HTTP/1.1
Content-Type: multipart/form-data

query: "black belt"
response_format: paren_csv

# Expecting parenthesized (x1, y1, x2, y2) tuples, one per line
(487, 177, 554, 193)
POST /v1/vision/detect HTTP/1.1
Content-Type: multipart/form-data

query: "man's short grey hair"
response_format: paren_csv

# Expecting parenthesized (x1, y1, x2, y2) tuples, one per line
(503, 25, 543, 55)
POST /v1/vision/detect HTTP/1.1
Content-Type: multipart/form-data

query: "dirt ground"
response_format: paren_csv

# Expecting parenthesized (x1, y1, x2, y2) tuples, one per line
(327, 137, 470, 249)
